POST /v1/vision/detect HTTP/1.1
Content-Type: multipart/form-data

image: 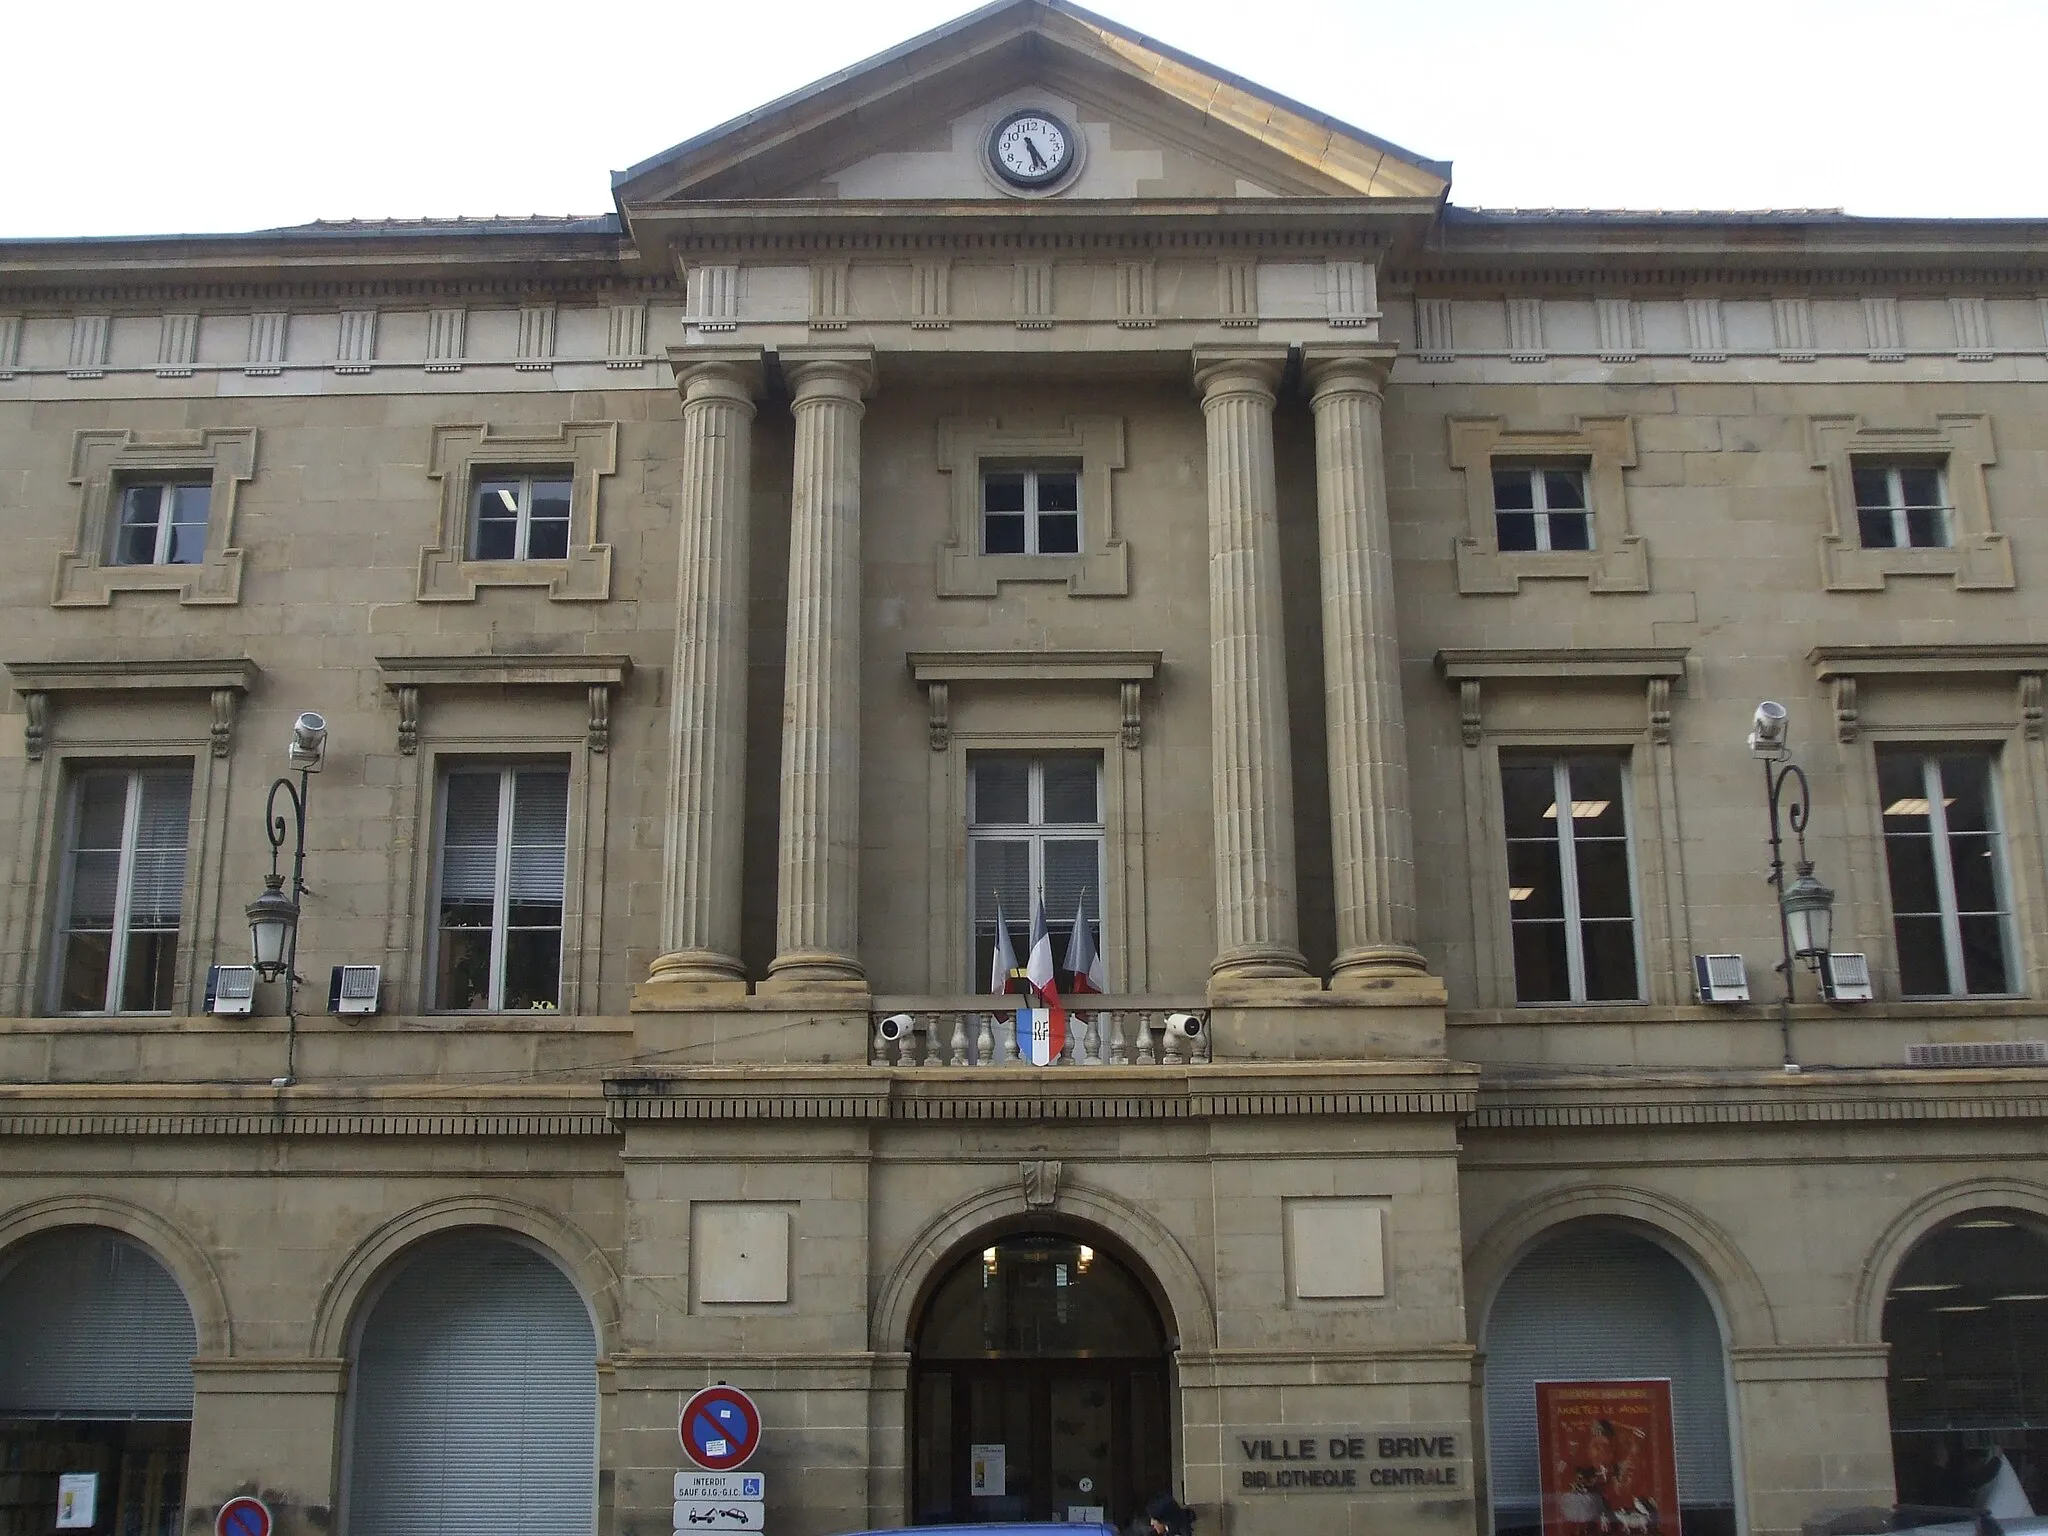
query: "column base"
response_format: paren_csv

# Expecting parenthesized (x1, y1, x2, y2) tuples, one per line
(636, 949, 749, 1006)
(758, 949, 869, 998)
(1208, 944, 1318, 1003)
(1329, 946, 1449, 1005)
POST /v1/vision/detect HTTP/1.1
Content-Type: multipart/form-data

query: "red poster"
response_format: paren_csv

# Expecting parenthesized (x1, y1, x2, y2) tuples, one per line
(1535, 1379, 1682, 1536)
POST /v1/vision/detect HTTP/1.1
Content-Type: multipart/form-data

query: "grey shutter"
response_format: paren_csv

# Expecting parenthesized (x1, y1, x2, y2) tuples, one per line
(0, 1230, 197, 1417)
(347, 1236, 597, 1536)
(1043, 839, 1101, 926)
(438, 772, 503, 905)
(1483, 1229, 1734, 1528)
(127, 768, 194, 926)
(508, 769, 569, 907)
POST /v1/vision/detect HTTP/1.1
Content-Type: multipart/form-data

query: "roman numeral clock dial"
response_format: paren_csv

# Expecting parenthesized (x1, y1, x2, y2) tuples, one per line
(988, 109, 1076, 189)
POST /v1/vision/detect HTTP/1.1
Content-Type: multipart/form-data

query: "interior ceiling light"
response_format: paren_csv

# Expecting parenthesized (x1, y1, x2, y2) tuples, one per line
(1509, 887, 1535, 902)
(1890, 1283, 1964, 1293)
(1993, 1292, 2048, 1302)
(1955, 1218, 2015, 1229)
(1933, 1303, 1991, 1313)
(1884, 797, 1955, 816)
(1542, 800, 1611, 820)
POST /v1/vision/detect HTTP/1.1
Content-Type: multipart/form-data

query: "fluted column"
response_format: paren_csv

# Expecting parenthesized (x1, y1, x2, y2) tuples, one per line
(1305, 346, 1432, 989)
(645, 351, 762, 997)
(1195, 347, 1311, 987)
(763, 350, 875, 992)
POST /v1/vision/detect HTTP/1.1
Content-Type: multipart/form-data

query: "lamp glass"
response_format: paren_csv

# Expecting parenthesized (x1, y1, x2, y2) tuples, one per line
(1782, 866, 1835, 959)
(246, 882, 298, 979)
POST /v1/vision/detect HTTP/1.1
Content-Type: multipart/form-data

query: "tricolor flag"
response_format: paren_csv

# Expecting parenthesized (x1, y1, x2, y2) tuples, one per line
(1062, 891, 1106, 996)
(988, 895, 1021, 997)
(1015, 892, 1068, 1066)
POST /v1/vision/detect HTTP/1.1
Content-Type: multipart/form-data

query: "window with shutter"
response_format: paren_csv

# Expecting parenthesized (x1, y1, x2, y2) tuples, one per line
(432, 764, 569, 1011)
(968, 754, 1103, 991)
(53, 766, 193, 1013)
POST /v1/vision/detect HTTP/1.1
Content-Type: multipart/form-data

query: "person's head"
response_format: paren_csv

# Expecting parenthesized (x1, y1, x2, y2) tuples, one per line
(1145, 1493, 1195, 1536)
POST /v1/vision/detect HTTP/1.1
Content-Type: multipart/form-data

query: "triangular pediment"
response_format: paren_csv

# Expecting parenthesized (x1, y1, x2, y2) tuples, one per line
(613, 0, 1448, 208)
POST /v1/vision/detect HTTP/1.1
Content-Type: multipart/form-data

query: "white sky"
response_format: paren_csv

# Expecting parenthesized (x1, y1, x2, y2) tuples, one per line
(3, 0, 2041, 239)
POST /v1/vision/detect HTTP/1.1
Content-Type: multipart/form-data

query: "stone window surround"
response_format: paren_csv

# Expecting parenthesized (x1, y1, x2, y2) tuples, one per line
(1437, 648, 1691, 1010)
(910, 650, 1159, 993)
(54, 428, 256, 607)
(1811, 645, 2048, 1003)
(0, 657, 256, 1020)
(1447, 416, 1647, 595)
(375, 654, 629, 1015)
(417, 422, 616, 603)
(935, 416, 1129, 597)
(1808, 413, 2010, 592)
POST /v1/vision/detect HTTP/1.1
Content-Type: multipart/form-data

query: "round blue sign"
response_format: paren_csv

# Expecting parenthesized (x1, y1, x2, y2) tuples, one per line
(679, 1384, 763, 1471)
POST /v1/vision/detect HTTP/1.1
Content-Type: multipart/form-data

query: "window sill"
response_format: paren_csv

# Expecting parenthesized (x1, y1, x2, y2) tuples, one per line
(415, 548, 611, 603)
(1453, 997, 2039, 1028)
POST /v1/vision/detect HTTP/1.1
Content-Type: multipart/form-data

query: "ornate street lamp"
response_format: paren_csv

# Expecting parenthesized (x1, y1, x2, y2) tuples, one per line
(248, 712, 325, 1086)
(1751, 702, 1836, 1070)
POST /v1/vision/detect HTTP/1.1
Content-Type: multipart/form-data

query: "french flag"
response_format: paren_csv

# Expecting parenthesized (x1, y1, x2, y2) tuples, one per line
(1062, 891, 1107, 996)
(1016, 892, 1068, 1066)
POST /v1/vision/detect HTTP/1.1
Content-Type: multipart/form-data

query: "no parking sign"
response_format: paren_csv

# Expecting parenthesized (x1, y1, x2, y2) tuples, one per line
(216, 1497, 272, 1536)
(679, 1384, 763, 1472)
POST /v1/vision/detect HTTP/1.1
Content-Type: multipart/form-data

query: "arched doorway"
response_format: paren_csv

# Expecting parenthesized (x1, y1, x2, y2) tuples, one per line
(0, 1228, 197, 1534)
(344, 1232, 599, 1535)
(1483, 1224, 1737, 1536)
(1883, 1209, 2048, 1513)
(911, 1231, 1173, 1526)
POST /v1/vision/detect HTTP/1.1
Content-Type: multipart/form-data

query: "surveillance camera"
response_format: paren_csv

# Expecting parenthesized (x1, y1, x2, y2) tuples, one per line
(289, 711, 329, 772)
(1163, 1011, 1204, 1040)
(876, 1012, 915, 1042)
(1748, 700, 1788, 758)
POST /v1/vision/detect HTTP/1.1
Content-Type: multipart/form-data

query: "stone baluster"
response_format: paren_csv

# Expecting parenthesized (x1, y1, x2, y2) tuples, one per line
(1304, 346, 1436, 993)
(644, 351, 762, 998)
(1195, 348, 1312, 989)
(763, 351, 875, 993)
(976, 1012, 995, 1067)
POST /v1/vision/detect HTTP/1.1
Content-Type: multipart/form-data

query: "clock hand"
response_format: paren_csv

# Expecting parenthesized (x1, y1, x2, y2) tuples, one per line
(1025, 136, 1047, 170)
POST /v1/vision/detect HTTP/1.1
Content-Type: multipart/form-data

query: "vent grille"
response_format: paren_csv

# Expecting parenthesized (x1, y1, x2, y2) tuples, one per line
(1905, 1040, 2048, 1068)
(1694, 954, 1750, 1003)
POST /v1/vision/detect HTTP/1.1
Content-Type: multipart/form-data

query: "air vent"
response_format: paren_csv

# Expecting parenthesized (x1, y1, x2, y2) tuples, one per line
(205, 964, 257, 1016)
(1820, 952, 1875, 1003)
(1906, 1040, 2048, 1068)
(328, 964, 381, 1017)
(1694, 954, 1751, 1004)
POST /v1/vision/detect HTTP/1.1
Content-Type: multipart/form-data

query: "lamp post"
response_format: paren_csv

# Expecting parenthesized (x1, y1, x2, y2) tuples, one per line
(1750, 701, 1835, 1070)
(246, 712, 326, 1086)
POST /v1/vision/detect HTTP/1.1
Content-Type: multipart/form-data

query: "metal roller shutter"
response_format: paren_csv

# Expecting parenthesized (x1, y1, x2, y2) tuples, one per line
(346, 1236, 597, 1536)
(1483, 1228, 1734, 1526)
(0, 1229, 197, 1418)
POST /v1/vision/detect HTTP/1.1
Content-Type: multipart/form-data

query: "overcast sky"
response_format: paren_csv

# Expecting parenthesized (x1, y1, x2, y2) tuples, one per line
(4, 0, 2039, 239)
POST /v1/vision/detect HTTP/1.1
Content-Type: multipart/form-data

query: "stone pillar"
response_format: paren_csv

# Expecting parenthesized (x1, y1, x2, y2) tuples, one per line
(1194, 347, 1312, 989)
(644, 350, 762, 1000)
(1305, 346, 1437, 993)
(762, 350, 875, 993)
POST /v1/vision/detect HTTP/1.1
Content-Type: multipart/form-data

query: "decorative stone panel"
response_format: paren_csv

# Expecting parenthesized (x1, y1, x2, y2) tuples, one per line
(935, 415, 1128, 596)
(54, 428, 256, 606)
(1807, 413, 2009, 591)
(416, 421, 617, 602)
(1446, 416, 1647, 594)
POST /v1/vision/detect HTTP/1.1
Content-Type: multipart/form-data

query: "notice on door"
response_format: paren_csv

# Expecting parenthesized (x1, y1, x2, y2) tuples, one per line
(1232, 1426, 1464, 1495)
(1534, 1380, 1680, 1536)
(970, 1444, 1007, 1496)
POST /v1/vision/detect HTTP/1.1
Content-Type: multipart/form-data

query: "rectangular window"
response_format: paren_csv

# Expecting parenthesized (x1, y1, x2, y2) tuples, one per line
(1492, 465, 1592, 553)
(432, 764, 569, 1010)
(1501, 754, 1640, 1003)
(109, 482, 210, 566)
(981, 466, 1081, 556)
(969, 754, 1103, 989)
(469, 472, 573, 561)
(1853, 459, 1952, 549)
(1879, 750, 2013, 996)
(53, 766, 193, 1013)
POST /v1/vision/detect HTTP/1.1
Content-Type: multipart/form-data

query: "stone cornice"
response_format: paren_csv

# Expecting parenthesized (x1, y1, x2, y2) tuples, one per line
(1471, 1068, 2048, 1130)
(1810, 643, 2048, 679)
(6, 656, 259, 696)
(1435, 647, 1688, 683)
(906, 649, 1161, 684)
(374, 653, 633, 690)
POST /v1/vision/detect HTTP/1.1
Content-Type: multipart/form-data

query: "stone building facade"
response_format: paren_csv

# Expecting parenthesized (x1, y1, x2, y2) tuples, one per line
(2, 4, 2047, 1535)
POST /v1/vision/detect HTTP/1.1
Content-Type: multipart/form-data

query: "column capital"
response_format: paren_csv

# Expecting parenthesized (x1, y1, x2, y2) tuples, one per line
(1302, 343, 1398, 402)
(1192, 344, 1288, 403)
(667, 345, 765, 405)
(781, 345, 876, 403)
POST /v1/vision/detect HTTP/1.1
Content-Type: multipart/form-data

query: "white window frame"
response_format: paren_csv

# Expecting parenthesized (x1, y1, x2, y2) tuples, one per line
(109, 481, 211, 567)
(1853, 459, 1954, 550)
(1491, 464, 1594, 553)
(50, 765, 192, 1015)
(1501, 753, 1645, 1005)
(430, 763, 569, 1012)
(1879, 749, 2018, 998)
(468, 470, 574, 562)
(967, 754, 1106, 986)
(980, 465, 1082, 557)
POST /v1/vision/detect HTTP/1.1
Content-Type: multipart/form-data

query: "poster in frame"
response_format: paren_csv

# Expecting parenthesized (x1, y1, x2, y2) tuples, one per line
(1535, 1378, 1682, 1536)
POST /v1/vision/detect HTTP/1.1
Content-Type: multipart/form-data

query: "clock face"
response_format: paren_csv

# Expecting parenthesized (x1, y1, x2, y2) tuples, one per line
(989, 110, 1075, 188)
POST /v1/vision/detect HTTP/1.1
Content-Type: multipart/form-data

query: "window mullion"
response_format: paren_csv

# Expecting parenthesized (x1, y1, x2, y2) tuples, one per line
(490, 767, 516, 1011)
(1922, 758, 1968, 993)
(1023, 470, 1039, 555)
(1554, 761, 1588, 1001)
(108, 770, 143, 1011)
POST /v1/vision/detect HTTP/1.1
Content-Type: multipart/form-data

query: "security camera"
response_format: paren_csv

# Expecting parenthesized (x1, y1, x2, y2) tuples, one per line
(1163, 1011, 1204, 1040)
(289, 712, 329, 772)
(1748, 700, 1788, 759)
(876, 1012, 915, 1042)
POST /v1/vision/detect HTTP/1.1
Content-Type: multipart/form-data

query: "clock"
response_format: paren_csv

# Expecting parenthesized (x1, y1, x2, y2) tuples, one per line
(987, 109, 1076, 189)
